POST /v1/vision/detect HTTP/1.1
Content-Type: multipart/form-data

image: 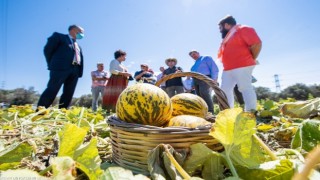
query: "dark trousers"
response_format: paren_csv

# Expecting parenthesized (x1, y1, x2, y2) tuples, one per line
(38, 66, 80, 109)
(234, 85, 244, 105)
(194, 78, 214, 113)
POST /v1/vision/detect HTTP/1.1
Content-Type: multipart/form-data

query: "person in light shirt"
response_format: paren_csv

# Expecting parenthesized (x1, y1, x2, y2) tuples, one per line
(156, 66, 166, 91)
(182, 76, 195, 94)
(102, 50, 132, 113)
(91, 63, 108, 112)
(189, 50, 219, 114)
(217, 15, 262, 112)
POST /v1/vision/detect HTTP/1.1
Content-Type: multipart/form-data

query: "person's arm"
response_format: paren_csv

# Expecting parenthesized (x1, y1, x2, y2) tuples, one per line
(110, 60, 121, 75)
(176, 67, 183, 73)
(207, 57, 219, 81)
(44, 32, 60, 65)
(250, 42, 262, 60)
(134, 71, 145, 81)
(93, 76, 108, 81)
(110, 61, 131, 77)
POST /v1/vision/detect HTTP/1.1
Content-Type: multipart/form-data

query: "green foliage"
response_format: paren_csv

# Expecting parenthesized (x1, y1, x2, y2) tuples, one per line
(0, 105, 110, 179)
(148, 144, 188, 180)
(51, 157, 76, 180)
(236, 159, 294, 180)
(58, 123, 87, 157)
(280, 83, 311, 100)
(2, 98, 320, 179)
(1, 87, 38, 105)
(0, 142, 33, 170)
(183, 143, 224, 180)
(280, 98, 320, 118)
(291, 120, 320, 152)
(73, 94, 93, 108)
(57, 123, 103, 179)
(209, 108, 266, 177)
(255, 86, 278, 100)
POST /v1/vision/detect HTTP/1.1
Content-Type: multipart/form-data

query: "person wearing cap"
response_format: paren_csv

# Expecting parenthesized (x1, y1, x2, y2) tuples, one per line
(134, 64, 156, 84)
(37, 24, 85, 109)
(163, 58, 184, 97)
(102, 50, 132, 113)
(189, 50, 219, 113)
(91, 63, 109, 112)
(218, 15, 262, 112)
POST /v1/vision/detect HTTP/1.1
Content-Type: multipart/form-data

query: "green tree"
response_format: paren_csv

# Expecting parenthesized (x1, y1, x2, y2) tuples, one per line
(73, 94, 92, 108)
(309, 84, 320, 97)
(279, 83, 311, 100)
(6, 87, 39, 105)
(0, 89, 8, 103)
(255, 86, 273, 100)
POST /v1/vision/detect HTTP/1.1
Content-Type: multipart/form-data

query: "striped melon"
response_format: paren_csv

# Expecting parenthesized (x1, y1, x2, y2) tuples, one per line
(116, 83, 172, 126)
(171, 93, 208, 118)
(166, 115, 211, 128)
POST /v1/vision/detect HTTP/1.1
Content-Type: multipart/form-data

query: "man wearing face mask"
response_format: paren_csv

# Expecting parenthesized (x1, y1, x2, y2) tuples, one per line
(218, 15, 262, 112)
(37, 25, 85, 109)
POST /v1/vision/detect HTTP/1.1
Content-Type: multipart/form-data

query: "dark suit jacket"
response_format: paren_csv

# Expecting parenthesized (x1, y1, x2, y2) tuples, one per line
(44, 32, 84, 77)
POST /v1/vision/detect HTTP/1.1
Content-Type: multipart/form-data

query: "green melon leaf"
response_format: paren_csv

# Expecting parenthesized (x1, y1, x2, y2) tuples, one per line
(236, 159, 294, 180)
(51, 156, 76, 180)
(263, 100, 277, 111)
(280, 98, 320, 118)
(209, 108, 266, 177)
(57, 123, 87, 157)
(291, 120, 320, 152)
(74, 138, 103, 180)
(0, 142, 33, 170)
(183, 143, 224, 179)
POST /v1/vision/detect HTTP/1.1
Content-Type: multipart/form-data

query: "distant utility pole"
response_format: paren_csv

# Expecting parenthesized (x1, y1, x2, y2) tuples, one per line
(274, 74, 281, 92)
(1, 81, 5, 89)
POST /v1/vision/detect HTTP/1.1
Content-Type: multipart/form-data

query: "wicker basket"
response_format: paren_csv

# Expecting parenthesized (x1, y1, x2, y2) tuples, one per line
(155, 72, 229, 110)
(107, 72, 229, 175)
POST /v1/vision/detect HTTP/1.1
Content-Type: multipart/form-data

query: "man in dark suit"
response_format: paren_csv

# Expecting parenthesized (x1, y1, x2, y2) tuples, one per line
(37, 25, 84, 109)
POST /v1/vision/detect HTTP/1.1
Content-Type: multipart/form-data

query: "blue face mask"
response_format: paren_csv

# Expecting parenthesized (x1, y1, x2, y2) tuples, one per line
(76, 32, 84, 39)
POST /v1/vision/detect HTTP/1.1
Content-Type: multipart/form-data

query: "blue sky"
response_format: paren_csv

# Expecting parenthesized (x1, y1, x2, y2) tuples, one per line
(0, 0, 319, 97)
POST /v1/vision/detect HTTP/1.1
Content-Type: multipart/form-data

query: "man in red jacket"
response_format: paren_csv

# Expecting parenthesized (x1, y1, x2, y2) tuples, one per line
(218, 15, 262, 112)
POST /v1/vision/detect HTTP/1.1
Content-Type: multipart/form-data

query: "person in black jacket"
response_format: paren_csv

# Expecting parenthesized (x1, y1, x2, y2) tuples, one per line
(163, 58, 184, 97)
(37, 25, 85, 109)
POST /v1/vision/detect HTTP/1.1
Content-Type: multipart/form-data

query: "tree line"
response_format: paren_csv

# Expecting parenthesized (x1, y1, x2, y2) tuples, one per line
(0, 83, 319, 108)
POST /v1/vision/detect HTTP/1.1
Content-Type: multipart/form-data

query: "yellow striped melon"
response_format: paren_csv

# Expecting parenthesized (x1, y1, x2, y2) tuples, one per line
(116, 83, 172, 126)
(171, 93, 208, 118)
(166, 115, 211, 128)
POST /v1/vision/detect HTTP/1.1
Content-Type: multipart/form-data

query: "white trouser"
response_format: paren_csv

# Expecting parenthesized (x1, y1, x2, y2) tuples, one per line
(221, 65, 257, 111)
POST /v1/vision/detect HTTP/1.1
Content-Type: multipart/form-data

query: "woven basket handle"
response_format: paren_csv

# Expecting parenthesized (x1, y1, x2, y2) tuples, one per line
(155, 72, 230, 110)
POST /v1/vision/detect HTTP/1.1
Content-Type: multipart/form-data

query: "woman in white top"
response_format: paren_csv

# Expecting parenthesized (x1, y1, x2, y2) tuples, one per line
(102, 50, 132, 113)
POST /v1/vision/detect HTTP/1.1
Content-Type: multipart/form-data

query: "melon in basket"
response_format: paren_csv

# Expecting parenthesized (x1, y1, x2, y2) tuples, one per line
(166, 115, 211, 128)
(116, 83, 172, 126)
(171, 93, 208, 118)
